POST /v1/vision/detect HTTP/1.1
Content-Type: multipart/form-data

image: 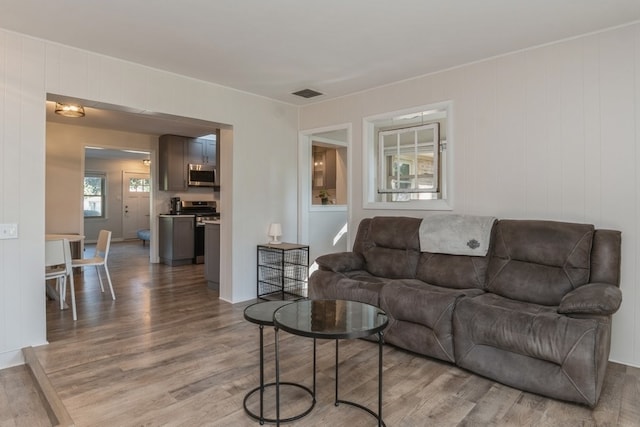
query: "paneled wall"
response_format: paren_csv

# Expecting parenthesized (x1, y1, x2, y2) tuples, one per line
(300, 23, 640, 367)
(0, 28, 298, 368)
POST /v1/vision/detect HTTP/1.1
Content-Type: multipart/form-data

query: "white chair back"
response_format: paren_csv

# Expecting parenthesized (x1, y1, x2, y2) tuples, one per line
(45, 238, 75, 318)
(71, 229, 115, 302)
(45, 239, 66, 268)
(95, 230, 112, 261)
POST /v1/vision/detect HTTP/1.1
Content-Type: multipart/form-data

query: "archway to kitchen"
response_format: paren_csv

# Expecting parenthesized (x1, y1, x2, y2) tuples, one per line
(45, 95, 230, 266)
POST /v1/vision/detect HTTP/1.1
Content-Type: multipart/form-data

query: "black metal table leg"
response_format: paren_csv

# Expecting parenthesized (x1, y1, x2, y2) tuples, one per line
(334, 335, 386, 426)
(243, 303, 314, 425)
(335, 339, 339, 405)
(259, 324, 265, 423)
(378, 331, 384, 427)
(275, 326, 280, 426)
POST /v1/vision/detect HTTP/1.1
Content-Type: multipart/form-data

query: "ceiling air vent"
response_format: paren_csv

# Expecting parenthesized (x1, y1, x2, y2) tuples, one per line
(292, 88, 323, 99)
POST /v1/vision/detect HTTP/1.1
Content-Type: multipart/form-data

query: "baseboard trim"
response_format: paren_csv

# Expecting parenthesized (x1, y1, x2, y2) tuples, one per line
(22, 347, 75, 427)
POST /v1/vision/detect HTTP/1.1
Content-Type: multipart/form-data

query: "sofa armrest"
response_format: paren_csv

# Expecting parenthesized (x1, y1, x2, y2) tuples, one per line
(315, 252, 365, 273)
(558, 283, 622, 316)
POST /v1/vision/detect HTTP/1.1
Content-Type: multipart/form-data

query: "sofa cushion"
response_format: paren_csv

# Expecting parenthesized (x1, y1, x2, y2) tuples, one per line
(380, 280, 483, 362)
(454, 293, 610, 406)
(363, 247, 420, 279)
(416, 252, 489, 290)
(361, 217, 422, 279)
(486, 220, 594, 305)
(308, 269, 386, 307)
(368, 216, 422, 250)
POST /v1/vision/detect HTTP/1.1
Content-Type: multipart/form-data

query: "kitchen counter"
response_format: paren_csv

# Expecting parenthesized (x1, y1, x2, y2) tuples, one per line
(159, 214, 196, 217)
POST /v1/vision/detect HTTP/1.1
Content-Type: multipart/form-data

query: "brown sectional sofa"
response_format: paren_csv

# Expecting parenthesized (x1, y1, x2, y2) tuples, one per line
(309, 216, 622, 407)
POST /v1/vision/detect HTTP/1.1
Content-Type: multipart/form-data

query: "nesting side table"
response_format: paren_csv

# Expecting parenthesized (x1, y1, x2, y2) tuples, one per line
(243, 300, 315, 424)
(257, 243, 309, 300)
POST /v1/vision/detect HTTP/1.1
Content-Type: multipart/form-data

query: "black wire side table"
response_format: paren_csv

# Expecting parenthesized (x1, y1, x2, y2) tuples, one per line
(273, 299, 388, 427)
(243, 300, 316, 424)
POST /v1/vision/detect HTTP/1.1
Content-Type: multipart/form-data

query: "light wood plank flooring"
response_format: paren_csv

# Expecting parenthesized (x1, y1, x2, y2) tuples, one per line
(7, 241, 640, 426)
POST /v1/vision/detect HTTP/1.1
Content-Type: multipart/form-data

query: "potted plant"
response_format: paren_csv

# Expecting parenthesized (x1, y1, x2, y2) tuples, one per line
(317, 189, 331, 205)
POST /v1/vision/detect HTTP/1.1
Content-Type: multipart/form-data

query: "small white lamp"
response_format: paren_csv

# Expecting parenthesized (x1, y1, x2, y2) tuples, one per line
(268, 223, 282, 244)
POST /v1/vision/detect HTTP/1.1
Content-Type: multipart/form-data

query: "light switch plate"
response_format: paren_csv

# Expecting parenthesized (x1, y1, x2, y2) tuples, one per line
(0, 223, 18, 239)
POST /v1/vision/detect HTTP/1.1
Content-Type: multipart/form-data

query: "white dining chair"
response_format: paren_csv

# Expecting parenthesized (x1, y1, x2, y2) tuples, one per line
(45, 238, 77, 320)
(72, 229, 115, 301)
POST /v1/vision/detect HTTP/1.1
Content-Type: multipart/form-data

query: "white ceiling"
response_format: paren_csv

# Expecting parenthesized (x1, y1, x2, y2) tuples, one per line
(3, 0, 640, 107)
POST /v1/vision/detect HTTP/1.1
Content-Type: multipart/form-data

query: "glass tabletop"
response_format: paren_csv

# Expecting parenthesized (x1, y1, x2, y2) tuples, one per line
(244, 300, 295, 326)
(273, 299, 388, 340)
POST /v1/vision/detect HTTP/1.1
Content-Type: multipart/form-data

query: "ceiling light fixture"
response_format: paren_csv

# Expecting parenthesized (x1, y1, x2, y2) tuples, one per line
(143, 159, 151, 166)
(54, 102, 85, 118)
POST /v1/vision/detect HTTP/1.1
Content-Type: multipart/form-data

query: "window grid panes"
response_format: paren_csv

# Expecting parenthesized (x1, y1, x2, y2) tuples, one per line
(378, 123, 440, 201)
(84, 174, 106, 218)
(129, 177, 150, 193)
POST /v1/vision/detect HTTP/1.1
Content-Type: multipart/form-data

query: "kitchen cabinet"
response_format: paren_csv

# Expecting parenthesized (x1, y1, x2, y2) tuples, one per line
(312, 147, 336, 190)
(158, 135, 188, 191)
(205, 222, 220, 290)
(159, 215, 194, 265)
(188, 137, 216, 165)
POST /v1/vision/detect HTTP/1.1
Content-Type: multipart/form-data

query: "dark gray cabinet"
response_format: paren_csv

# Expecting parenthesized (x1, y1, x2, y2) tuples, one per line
(188, 137, 216, 165)
(159, 216, 194, 266)
(205, 223, 220, 290)
(158, 135, 188, 191)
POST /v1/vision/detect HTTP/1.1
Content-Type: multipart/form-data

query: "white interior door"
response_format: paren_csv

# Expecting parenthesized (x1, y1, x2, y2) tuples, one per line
(123, 172, 151, 239)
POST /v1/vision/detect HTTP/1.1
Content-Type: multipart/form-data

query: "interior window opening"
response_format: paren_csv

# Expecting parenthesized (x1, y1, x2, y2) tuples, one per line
(364, 102, 451, 210)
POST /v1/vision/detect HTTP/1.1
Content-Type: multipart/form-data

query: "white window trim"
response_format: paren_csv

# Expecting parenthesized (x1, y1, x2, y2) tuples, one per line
(363, 101, 454, 211)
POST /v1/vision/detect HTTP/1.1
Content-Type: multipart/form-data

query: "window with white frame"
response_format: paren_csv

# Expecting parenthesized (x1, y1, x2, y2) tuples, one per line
(83, 173, 106, 218)
(364, 102, 451, 210)
(128, 177, 150, 193)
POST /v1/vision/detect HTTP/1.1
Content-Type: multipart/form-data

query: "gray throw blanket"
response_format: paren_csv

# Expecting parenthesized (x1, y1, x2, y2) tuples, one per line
(419, 214, 496, 256)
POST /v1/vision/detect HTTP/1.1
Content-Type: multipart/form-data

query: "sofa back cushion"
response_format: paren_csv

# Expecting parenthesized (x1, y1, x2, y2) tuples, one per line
(486, 220, 594, 305)
(416, 252, 490, 289)
(360, 216, 421, 279)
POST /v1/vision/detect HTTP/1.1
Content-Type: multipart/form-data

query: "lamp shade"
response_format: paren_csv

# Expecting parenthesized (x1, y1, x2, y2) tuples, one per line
(268, 223, 282, 244)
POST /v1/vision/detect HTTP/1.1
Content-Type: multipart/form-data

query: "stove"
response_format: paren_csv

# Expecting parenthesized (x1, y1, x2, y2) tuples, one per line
(175, 200, 218, 264)
(177, 200, 218, 217)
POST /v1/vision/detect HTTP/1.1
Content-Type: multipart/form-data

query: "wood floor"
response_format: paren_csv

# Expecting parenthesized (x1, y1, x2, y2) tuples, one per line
(6, 241, 640, 426)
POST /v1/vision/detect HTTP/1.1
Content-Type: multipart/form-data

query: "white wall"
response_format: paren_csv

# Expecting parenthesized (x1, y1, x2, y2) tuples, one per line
(300, 23, 640, 368)
(308, 210, 348, 262)
(0, 28, 298, 368)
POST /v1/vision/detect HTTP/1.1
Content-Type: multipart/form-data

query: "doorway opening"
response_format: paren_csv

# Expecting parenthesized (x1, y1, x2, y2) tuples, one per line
(299, 124, 351, 263)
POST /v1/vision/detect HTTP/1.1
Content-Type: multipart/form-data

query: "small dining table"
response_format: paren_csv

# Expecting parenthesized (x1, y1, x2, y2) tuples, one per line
(45, 234, 85, 307)
(46, 233, 85, 241)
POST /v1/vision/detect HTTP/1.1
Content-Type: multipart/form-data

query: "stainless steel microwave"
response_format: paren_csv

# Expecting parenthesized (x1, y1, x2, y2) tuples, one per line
(188, 164, 216, 187)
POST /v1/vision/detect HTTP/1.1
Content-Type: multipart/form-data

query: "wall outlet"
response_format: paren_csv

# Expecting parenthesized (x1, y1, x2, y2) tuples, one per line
(0, 224, 18, 239)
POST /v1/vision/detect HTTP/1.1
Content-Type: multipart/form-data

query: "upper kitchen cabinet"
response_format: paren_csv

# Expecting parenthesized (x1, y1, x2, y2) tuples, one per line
(188, 130, 219, 166)
(159, 134, 188, 191)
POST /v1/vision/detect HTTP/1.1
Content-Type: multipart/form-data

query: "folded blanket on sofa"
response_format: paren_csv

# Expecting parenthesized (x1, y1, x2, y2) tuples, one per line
(419, 214, 496, 256)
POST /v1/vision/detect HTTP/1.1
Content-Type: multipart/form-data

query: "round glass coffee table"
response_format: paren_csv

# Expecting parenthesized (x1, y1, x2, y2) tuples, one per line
(243, 300, 315, 424)
(273, 299, 388, 426)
